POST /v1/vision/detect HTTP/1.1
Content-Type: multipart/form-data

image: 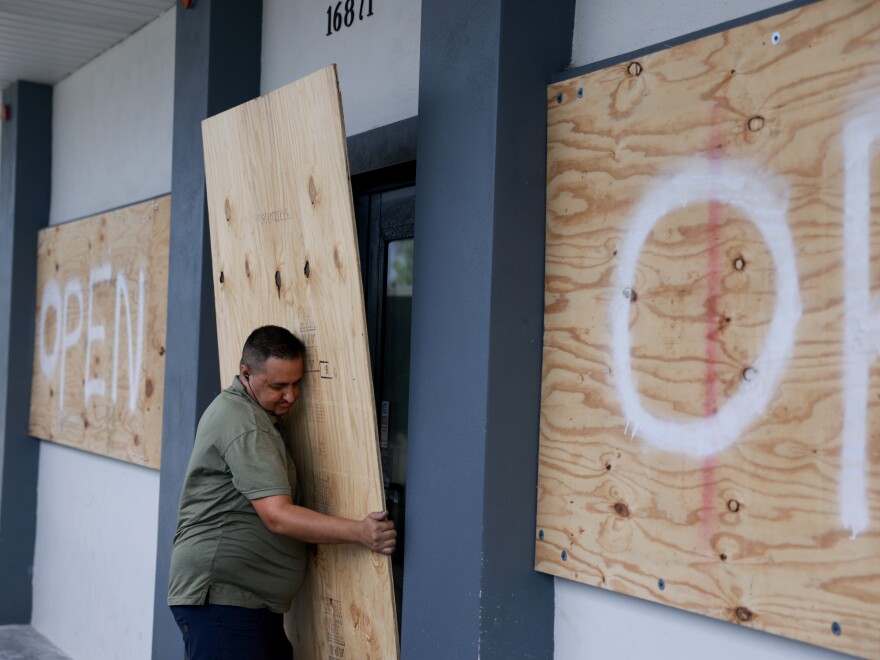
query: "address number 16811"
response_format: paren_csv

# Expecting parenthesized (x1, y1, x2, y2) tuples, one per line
(326, 0, 374, 36)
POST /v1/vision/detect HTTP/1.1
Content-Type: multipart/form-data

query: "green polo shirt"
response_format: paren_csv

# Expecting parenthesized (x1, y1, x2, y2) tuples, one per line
(167, 377, 307, 613)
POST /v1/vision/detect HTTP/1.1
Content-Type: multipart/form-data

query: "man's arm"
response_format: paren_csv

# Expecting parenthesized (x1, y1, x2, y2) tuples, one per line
(251, 495, 396, 554)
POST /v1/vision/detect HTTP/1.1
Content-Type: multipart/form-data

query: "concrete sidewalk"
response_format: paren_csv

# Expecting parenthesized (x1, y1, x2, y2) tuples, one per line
(0, 626, 70, 660)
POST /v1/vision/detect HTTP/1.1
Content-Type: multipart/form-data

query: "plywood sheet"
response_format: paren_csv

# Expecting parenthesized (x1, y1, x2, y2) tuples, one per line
(28, 196, 170, 468)
(202, 66, 398, 660)
(537, 0, 880, 656)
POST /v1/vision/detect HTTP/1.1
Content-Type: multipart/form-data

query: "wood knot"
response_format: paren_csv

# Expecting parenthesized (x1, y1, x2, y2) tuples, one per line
(133, 434, 141, 446)
(219, 271, 225, 284)
(733, 256, 746, 271)
(613, 502, 630, 518)
(159, 346, 166, 356)
(727, 499, 741, 512)
(627, 61, 642, 77)
(349, 603, 365, 629)
(308, 176, 318, 206)
(622, 287, 637, 302)
(145, 378, 154, 398)
(224, 198, 232, 221)
(275, 271, 282, 296)
(333, 247, 342, 269)
(304, 261, 310, 278)
(735, 606, 753, 622)
(244, 260, 251, 278)
(747, 116, 765, 132)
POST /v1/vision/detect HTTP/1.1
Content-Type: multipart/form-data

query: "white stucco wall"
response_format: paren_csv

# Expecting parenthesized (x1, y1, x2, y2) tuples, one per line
(557, 2, 850, 659)
(571, 0, 794, 68)
(261, 0, 420, 137)
(30, 9, 175, 660)
(48, 10, 175, 224)
(556, 579, 848, 660)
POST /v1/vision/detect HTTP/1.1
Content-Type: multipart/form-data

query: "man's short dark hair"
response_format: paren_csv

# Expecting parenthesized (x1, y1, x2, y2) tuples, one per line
(240, 325, 306, 373)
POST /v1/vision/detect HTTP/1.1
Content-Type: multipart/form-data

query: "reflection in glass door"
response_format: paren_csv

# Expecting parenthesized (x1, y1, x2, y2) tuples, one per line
(380, 238, 412, 489)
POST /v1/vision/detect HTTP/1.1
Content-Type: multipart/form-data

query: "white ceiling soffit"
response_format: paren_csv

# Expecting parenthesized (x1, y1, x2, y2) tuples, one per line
(0, 0, 175, 91)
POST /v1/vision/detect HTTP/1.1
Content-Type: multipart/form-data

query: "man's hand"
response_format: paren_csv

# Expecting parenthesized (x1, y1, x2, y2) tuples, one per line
(252, 496, 396, 553)
(359, 511, 397, 555)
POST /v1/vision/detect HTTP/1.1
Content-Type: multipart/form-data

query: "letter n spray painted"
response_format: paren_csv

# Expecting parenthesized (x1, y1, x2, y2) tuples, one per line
(112, 270, 146, 413)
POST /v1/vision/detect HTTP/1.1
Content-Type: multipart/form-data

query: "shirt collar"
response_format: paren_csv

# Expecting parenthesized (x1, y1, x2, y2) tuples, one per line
(227, 376, 282, 423)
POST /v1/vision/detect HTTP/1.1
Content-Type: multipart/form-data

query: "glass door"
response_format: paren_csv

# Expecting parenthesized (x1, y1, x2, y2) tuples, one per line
(352, 171, 415, 629)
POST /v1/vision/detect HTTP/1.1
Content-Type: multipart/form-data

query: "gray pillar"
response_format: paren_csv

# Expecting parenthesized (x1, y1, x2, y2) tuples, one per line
(151, 2, 262, 657)
(0, 82, 52, 624)
(402, 1, 574, 657)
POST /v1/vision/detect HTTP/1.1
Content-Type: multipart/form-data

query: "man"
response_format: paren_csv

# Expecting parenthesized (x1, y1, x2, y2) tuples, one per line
(168, 325, 395, 659)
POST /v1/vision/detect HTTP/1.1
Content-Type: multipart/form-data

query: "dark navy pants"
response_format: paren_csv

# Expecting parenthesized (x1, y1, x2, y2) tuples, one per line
(171, 604, 293, 660)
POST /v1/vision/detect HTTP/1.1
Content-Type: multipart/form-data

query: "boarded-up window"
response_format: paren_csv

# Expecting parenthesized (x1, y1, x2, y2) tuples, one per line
(29, 196, 170, 468)
(536, 1, 880, 655)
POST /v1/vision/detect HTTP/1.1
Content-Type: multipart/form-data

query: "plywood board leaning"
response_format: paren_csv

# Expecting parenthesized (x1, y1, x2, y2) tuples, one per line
(29, 195, 170, 468)
(202, 65, 398, 660)
(537, 0, 880, 656)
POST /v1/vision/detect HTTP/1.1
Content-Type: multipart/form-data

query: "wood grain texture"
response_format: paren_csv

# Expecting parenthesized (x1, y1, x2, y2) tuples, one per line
(28, 195, 170, 468)
(202, 65, 398, 660)
(537, 0, 880, 656)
